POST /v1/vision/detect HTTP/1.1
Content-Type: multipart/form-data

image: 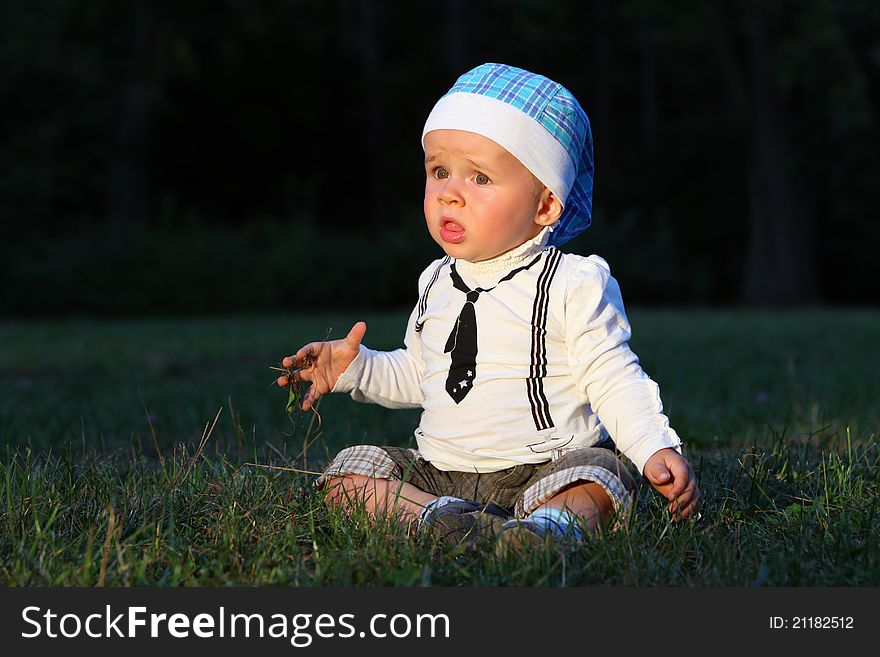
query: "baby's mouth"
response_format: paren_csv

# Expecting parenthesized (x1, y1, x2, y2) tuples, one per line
(440, 220, 465, 244)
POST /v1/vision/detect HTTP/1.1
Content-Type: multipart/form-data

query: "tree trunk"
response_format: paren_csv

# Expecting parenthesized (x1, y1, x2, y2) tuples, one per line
(708, 2, 818, 305)
(742, 13, 818, 304)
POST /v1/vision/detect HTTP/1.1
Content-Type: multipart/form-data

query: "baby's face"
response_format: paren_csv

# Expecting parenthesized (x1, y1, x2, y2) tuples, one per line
(423, 129, 560, 262)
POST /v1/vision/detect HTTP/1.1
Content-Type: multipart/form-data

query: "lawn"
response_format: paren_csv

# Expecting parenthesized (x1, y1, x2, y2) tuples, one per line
(1, 309, 878, 585)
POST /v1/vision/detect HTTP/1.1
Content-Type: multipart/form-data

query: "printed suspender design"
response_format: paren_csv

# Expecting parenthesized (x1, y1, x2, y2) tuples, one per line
(527, 247, 563, 431)
(415, 257, 450, 333)
(443, 253, 543, 404)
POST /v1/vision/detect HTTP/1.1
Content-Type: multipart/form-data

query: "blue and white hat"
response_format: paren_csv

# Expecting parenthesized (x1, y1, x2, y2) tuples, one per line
(422, 63, 594, 247)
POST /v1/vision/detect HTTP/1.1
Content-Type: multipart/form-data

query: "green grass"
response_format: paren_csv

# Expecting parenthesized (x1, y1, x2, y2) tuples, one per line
(1, 310, 878, 586)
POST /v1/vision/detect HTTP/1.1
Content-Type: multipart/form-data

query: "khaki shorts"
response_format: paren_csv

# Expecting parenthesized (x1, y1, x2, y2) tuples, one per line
(316, 440, 636, 523)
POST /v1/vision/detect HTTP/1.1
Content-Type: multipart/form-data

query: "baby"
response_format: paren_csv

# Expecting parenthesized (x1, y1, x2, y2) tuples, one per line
(277, 63, 699, 553)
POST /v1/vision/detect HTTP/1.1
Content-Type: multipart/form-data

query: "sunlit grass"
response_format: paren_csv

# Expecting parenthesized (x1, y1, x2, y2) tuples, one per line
(1, 310, 878, 585)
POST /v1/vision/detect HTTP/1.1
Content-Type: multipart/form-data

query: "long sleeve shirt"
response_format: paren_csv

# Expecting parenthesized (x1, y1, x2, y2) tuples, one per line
(332, 229, 682, 475)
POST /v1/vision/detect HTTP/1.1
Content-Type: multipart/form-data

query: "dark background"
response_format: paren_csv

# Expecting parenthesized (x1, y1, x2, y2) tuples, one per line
(2, 0, 878, 316)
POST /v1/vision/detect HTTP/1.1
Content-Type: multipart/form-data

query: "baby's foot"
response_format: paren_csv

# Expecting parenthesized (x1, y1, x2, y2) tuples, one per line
(420, 498, 509, 547)
(494, 508, 587, 558)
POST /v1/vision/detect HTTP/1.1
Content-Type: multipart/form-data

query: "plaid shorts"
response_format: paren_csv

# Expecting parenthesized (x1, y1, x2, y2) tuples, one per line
(315, 440, 636, 523)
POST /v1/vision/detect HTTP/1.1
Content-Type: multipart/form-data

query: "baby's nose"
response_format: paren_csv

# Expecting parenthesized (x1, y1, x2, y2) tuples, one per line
(438, 179, 463, 204)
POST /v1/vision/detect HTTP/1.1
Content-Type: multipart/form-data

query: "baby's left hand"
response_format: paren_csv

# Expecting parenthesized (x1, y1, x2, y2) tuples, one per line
(643, 448, 700, 519)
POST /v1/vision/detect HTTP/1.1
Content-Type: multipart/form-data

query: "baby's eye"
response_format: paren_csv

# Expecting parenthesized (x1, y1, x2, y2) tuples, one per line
(474, 172, 491, 185)
(434, 167, 449, 180)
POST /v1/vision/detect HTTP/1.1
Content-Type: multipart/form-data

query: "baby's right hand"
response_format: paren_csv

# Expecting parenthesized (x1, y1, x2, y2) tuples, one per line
(276, 322, 367, 411)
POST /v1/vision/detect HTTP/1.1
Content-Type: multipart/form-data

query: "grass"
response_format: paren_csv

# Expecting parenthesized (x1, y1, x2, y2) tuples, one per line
(1, 309, 878, 586)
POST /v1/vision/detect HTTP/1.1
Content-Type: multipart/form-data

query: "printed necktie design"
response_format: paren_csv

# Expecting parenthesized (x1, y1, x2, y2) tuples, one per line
(444, 254, 543, 404)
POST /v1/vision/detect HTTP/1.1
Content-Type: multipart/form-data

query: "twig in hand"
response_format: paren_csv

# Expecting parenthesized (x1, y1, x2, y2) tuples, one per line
(269, 327, 333, 414)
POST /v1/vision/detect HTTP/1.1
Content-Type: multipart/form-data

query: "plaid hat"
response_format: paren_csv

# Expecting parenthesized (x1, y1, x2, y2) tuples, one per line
(422, 63, 594, 247)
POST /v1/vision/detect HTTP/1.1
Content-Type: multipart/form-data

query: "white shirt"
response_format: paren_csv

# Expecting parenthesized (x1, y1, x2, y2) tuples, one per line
(332, 228, 682, 475)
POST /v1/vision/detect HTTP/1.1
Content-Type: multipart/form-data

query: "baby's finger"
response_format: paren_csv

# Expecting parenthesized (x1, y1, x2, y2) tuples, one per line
(674, 497, 700, 519)
(668, 485, 697, 515)
(295, 343, 325, 365)
(667, 463, 690, 496)
(282, 344, 318, 369)
(670, 481, 687, 501)
(301, 385, 322, 411)
(344, 321, 367, 349)
(668, 498, 687, 516)
(279, 370, 308, 386)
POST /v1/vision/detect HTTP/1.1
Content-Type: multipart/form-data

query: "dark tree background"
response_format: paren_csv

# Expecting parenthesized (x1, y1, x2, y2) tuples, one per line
(1, 0, 878, 316)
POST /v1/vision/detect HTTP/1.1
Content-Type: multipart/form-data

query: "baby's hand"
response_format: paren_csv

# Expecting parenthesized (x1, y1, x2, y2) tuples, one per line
(643, 448, 700, 519)
(276, 322, 367, 411)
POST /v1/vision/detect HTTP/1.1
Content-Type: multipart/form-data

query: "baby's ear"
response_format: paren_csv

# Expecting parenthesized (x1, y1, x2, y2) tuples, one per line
(535, 189, 564, 227)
